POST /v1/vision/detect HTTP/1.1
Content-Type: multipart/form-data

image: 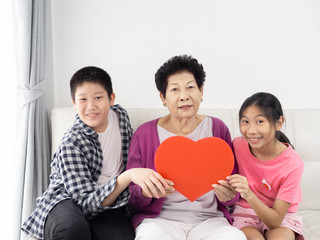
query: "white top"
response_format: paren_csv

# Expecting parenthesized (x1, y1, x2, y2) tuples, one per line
(96, 109, 124, 187)
(156, 116, 223, 224)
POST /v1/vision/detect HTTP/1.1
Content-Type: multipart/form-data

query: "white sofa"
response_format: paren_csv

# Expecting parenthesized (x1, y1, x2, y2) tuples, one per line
(29, 107, 320, 239)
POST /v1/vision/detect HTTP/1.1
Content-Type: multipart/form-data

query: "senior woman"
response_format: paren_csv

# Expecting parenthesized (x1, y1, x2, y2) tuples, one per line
(126, 55, 245, 240)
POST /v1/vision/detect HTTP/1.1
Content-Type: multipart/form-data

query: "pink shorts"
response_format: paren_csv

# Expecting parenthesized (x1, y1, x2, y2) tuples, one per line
(232, 206, 305, 240)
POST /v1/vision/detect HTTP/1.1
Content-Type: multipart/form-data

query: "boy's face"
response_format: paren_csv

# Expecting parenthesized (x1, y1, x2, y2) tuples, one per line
(72, 82, 115, 133)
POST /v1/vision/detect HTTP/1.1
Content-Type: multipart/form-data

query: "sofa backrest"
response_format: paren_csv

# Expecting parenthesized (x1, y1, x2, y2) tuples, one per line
(51, 107, 320, 211)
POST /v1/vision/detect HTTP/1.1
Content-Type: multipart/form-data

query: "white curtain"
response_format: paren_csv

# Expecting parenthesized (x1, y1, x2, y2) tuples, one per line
(13, 0, 50, 239)
(0, 0, 19, 239)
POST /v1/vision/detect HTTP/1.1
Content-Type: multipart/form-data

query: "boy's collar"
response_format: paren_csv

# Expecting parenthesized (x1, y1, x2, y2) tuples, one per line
(74, 114, 98, 136)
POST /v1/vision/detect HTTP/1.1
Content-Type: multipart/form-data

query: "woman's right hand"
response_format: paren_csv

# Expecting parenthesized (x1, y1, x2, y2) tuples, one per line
(128, 168, 175, 199)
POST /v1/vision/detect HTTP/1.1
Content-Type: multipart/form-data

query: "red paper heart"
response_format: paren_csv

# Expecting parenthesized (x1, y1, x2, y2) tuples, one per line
(155, 136, 234, 202)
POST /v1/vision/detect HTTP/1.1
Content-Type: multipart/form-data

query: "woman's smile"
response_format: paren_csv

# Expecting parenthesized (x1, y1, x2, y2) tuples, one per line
(178, 104, 192, 110)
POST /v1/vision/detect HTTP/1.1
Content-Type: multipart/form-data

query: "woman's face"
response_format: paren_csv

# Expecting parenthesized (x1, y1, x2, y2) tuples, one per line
(161, 71, 203, 120)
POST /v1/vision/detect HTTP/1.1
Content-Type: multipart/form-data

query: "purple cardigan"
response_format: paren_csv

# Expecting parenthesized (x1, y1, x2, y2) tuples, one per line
(126, 117, 239, 230)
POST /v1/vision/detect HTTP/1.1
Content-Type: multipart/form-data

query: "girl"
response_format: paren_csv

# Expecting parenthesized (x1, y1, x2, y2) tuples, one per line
(228, 92, 305, 240)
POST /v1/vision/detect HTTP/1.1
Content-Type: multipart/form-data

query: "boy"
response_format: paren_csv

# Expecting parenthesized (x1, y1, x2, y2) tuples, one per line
(22, 66, 169, 240)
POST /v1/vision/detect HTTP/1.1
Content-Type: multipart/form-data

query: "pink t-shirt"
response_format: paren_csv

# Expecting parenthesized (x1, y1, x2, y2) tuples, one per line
(233, 137, 304, 213)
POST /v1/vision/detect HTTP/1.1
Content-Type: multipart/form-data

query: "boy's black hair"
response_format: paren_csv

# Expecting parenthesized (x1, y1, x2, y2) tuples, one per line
(70, 66, 113, 101)
(155, 55, 206, 98)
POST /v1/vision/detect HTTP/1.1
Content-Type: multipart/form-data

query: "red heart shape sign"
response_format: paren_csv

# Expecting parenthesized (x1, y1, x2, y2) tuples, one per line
(155, 136, 234, 202)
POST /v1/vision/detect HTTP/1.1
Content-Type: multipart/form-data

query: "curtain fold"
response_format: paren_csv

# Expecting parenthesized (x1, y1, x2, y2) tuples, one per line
(14, 0, 50, 239)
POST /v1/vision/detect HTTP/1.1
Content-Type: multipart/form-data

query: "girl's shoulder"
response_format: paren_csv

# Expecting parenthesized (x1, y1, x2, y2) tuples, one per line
(281, 145, 304, 168)
(232, 136, 247, 147)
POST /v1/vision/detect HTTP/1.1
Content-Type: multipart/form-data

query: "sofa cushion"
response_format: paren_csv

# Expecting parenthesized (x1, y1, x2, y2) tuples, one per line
(48, 107, 320, 240)
(299, 162, 320, 210)
(299, 210, 320, 240)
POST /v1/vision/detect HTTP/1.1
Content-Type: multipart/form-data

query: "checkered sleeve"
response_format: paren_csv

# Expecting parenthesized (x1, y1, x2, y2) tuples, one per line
(58, 136, 129, 217)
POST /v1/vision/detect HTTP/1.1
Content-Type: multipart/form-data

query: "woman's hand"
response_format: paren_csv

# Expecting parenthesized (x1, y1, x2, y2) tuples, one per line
(128, 168, 175, 199)
(142, 179, 175, 199)
(227, 174, 253, 200)
(212, 179, 237, 202)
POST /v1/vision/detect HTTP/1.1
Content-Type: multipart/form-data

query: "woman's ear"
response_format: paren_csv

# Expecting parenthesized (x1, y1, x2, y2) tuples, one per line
(160, 93, 166, 106)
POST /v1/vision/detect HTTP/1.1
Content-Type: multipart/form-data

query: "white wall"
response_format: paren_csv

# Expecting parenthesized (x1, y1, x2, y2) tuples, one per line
(50, 0, 320, 110)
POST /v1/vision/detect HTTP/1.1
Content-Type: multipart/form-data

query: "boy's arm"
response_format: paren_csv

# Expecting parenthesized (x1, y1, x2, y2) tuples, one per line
(126, 133, 155, 210)
(101, 168, 171, 206)
(58, 141, 129, 217)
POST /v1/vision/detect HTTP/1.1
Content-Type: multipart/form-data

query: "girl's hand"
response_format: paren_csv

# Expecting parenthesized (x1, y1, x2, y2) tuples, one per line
(128, 168, 175, 199)
(227, 174, 253, 200)
(228, 174, 291, 229)
(212, 180, 237, 202)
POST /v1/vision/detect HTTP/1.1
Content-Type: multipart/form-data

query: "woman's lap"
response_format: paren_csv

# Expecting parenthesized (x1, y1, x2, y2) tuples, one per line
(135, 217, 246, 240)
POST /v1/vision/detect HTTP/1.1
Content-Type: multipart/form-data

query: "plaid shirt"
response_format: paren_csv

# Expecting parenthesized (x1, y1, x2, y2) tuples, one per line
(22, 104, 133, 239)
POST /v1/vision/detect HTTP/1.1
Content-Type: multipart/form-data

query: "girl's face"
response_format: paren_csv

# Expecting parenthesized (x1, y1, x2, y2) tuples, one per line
(240, 105, 283, 156)
(160, 71, 203, 121)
